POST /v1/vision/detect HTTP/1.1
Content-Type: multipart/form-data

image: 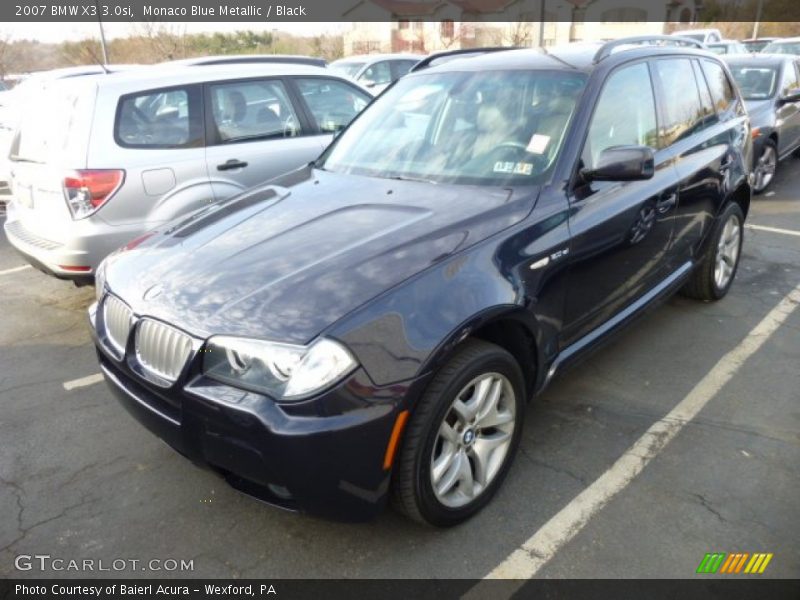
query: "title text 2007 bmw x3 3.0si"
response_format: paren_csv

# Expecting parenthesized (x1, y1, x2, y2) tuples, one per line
(89, 38, 752, 526)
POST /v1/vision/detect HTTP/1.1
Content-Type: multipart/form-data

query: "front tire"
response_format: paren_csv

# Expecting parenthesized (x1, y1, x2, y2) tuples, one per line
(753, 139, 777, 194)
(681, 202, 744, 302)
(391, 339, 525, 526)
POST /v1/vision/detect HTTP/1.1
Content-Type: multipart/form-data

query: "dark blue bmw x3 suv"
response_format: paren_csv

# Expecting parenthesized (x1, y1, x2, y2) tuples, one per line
(90, 37, 752, 526)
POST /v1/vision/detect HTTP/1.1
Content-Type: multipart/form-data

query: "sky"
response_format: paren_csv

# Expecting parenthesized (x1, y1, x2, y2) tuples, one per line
(5, 22, 349, 43)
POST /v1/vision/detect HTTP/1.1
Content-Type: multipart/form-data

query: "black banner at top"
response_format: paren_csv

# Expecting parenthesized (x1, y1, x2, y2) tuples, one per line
(4, 0, 800, 22)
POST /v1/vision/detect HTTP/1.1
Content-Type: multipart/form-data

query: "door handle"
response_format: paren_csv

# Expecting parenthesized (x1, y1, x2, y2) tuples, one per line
(656, 193, 677, 214)
(217, 159, 248, 171)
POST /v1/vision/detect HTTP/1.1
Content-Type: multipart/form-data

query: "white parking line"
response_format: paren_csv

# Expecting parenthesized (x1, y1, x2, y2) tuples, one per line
(746, 223, 800, 238)
(63, 373, 104, 391)
(0, 265, 31, 277)
(466, 283, 800, 590)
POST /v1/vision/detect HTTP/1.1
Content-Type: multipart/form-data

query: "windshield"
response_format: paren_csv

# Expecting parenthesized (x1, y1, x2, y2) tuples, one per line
(743, 40, 769, 52)
(330, 61, 366, 79)
(12, 81, 93, 163)
(708, 45, 727, 54)
(763, 41, 800, 55)
(728, 65, 779, 99)
(319, 69, 587, 186)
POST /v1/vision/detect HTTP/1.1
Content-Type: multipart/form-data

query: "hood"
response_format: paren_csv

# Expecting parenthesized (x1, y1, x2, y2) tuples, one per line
(105, 167, 537, 344)
(744, 99, 775, 129)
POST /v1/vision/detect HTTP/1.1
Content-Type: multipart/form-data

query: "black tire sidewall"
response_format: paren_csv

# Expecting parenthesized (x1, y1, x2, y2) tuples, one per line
(413, 347, 525, 526)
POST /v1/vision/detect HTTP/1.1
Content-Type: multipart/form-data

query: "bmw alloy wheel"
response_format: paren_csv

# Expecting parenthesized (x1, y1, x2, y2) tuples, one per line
(430, 372, 516, 508)
(714, 213, 741, 290)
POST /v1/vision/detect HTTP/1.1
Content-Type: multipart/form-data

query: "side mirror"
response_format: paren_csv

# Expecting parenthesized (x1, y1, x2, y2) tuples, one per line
(581, 145, 655, 182)
(779, 88, 800, 103)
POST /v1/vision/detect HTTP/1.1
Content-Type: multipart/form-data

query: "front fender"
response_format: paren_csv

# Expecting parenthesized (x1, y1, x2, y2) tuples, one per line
(327, 242, 518, 386)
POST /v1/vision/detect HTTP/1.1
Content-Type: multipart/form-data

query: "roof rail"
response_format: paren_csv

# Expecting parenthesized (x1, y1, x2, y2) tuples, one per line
(409, 46, 520, 73)
(164, 55, 327, 68)
(593, 35, 705, 63)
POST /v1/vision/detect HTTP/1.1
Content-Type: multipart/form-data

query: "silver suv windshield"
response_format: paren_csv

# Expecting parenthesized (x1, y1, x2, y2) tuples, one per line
(320, 69, 587, 186)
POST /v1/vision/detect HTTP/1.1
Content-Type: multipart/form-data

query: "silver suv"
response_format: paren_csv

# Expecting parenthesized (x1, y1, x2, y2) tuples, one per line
(4, 62, 371, 282)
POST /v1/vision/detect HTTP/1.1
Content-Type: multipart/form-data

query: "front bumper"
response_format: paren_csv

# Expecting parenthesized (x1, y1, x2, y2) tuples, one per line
(89, 302, 423, 521)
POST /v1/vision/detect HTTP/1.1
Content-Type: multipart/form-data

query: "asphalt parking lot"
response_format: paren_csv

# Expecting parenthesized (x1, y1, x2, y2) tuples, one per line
(1, 166, 798, 580)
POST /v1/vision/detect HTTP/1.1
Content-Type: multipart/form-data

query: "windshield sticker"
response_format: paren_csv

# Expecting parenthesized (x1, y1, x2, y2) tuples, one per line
(527, 134, 551, 154)
(494, 161, 534, 175)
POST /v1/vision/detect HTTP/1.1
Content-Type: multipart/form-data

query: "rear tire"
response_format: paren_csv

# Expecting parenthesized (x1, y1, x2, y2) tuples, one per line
(681, 202, 744, 302)
(391, 339, 525, 527)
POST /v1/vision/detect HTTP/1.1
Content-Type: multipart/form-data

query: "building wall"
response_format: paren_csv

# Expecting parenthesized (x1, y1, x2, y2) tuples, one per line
(342, 0, 671, 56)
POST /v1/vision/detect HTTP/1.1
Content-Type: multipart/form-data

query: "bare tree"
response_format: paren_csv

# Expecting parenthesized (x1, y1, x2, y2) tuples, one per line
(0, 31, 14, 80)
(310, 34, 344, 61)
(485, 21, 533, 47)
(61, 39, 105, 66)
(505, 20, 534, 46)
(135, 21, 188, 62)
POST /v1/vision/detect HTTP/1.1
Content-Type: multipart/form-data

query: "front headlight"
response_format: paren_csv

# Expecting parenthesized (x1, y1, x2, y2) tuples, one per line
(94, 259, 107, 302)
(201, 336, 357, 401)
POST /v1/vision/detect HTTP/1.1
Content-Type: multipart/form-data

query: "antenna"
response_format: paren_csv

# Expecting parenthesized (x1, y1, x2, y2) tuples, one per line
(95, 0, 109, 70)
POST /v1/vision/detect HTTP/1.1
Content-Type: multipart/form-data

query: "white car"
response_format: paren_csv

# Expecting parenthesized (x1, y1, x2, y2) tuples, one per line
(707, 40, 749, 55)
(671, 28, 723, 44)
(0, 66, 141, 199)
(329, 54, 424, 93)
(762, 37, 800, 56)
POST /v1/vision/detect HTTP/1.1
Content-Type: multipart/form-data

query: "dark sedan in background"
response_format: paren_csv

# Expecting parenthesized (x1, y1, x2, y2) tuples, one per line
(724, 54, 800, 193)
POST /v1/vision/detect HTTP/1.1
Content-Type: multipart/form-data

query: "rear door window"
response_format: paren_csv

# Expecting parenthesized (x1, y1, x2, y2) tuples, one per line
(209, 79, 301, 144)
(116, 86, 202, 148)
(392, 60, 419, 80)
(691, 59, 719, 129)
(701, 60, 738, 118)
(359, 61, 392, 87)
(294, 77, 371, 133)
(778, 60, 800, 96)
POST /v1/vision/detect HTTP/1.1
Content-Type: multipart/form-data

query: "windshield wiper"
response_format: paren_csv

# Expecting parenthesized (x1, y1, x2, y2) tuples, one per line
(389, 175, 438, 185)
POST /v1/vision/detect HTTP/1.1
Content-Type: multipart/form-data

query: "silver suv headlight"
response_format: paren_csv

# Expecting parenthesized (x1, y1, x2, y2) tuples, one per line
(201, 336, 357, 401)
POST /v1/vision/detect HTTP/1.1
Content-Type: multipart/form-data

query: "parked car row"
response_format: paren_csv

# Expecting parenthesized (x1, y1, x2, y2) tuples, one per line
(11, 36, 751, 526)
(670, 28, 800, 58)
(668, 30, 800, 192)
(722, 53, 800, 193)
